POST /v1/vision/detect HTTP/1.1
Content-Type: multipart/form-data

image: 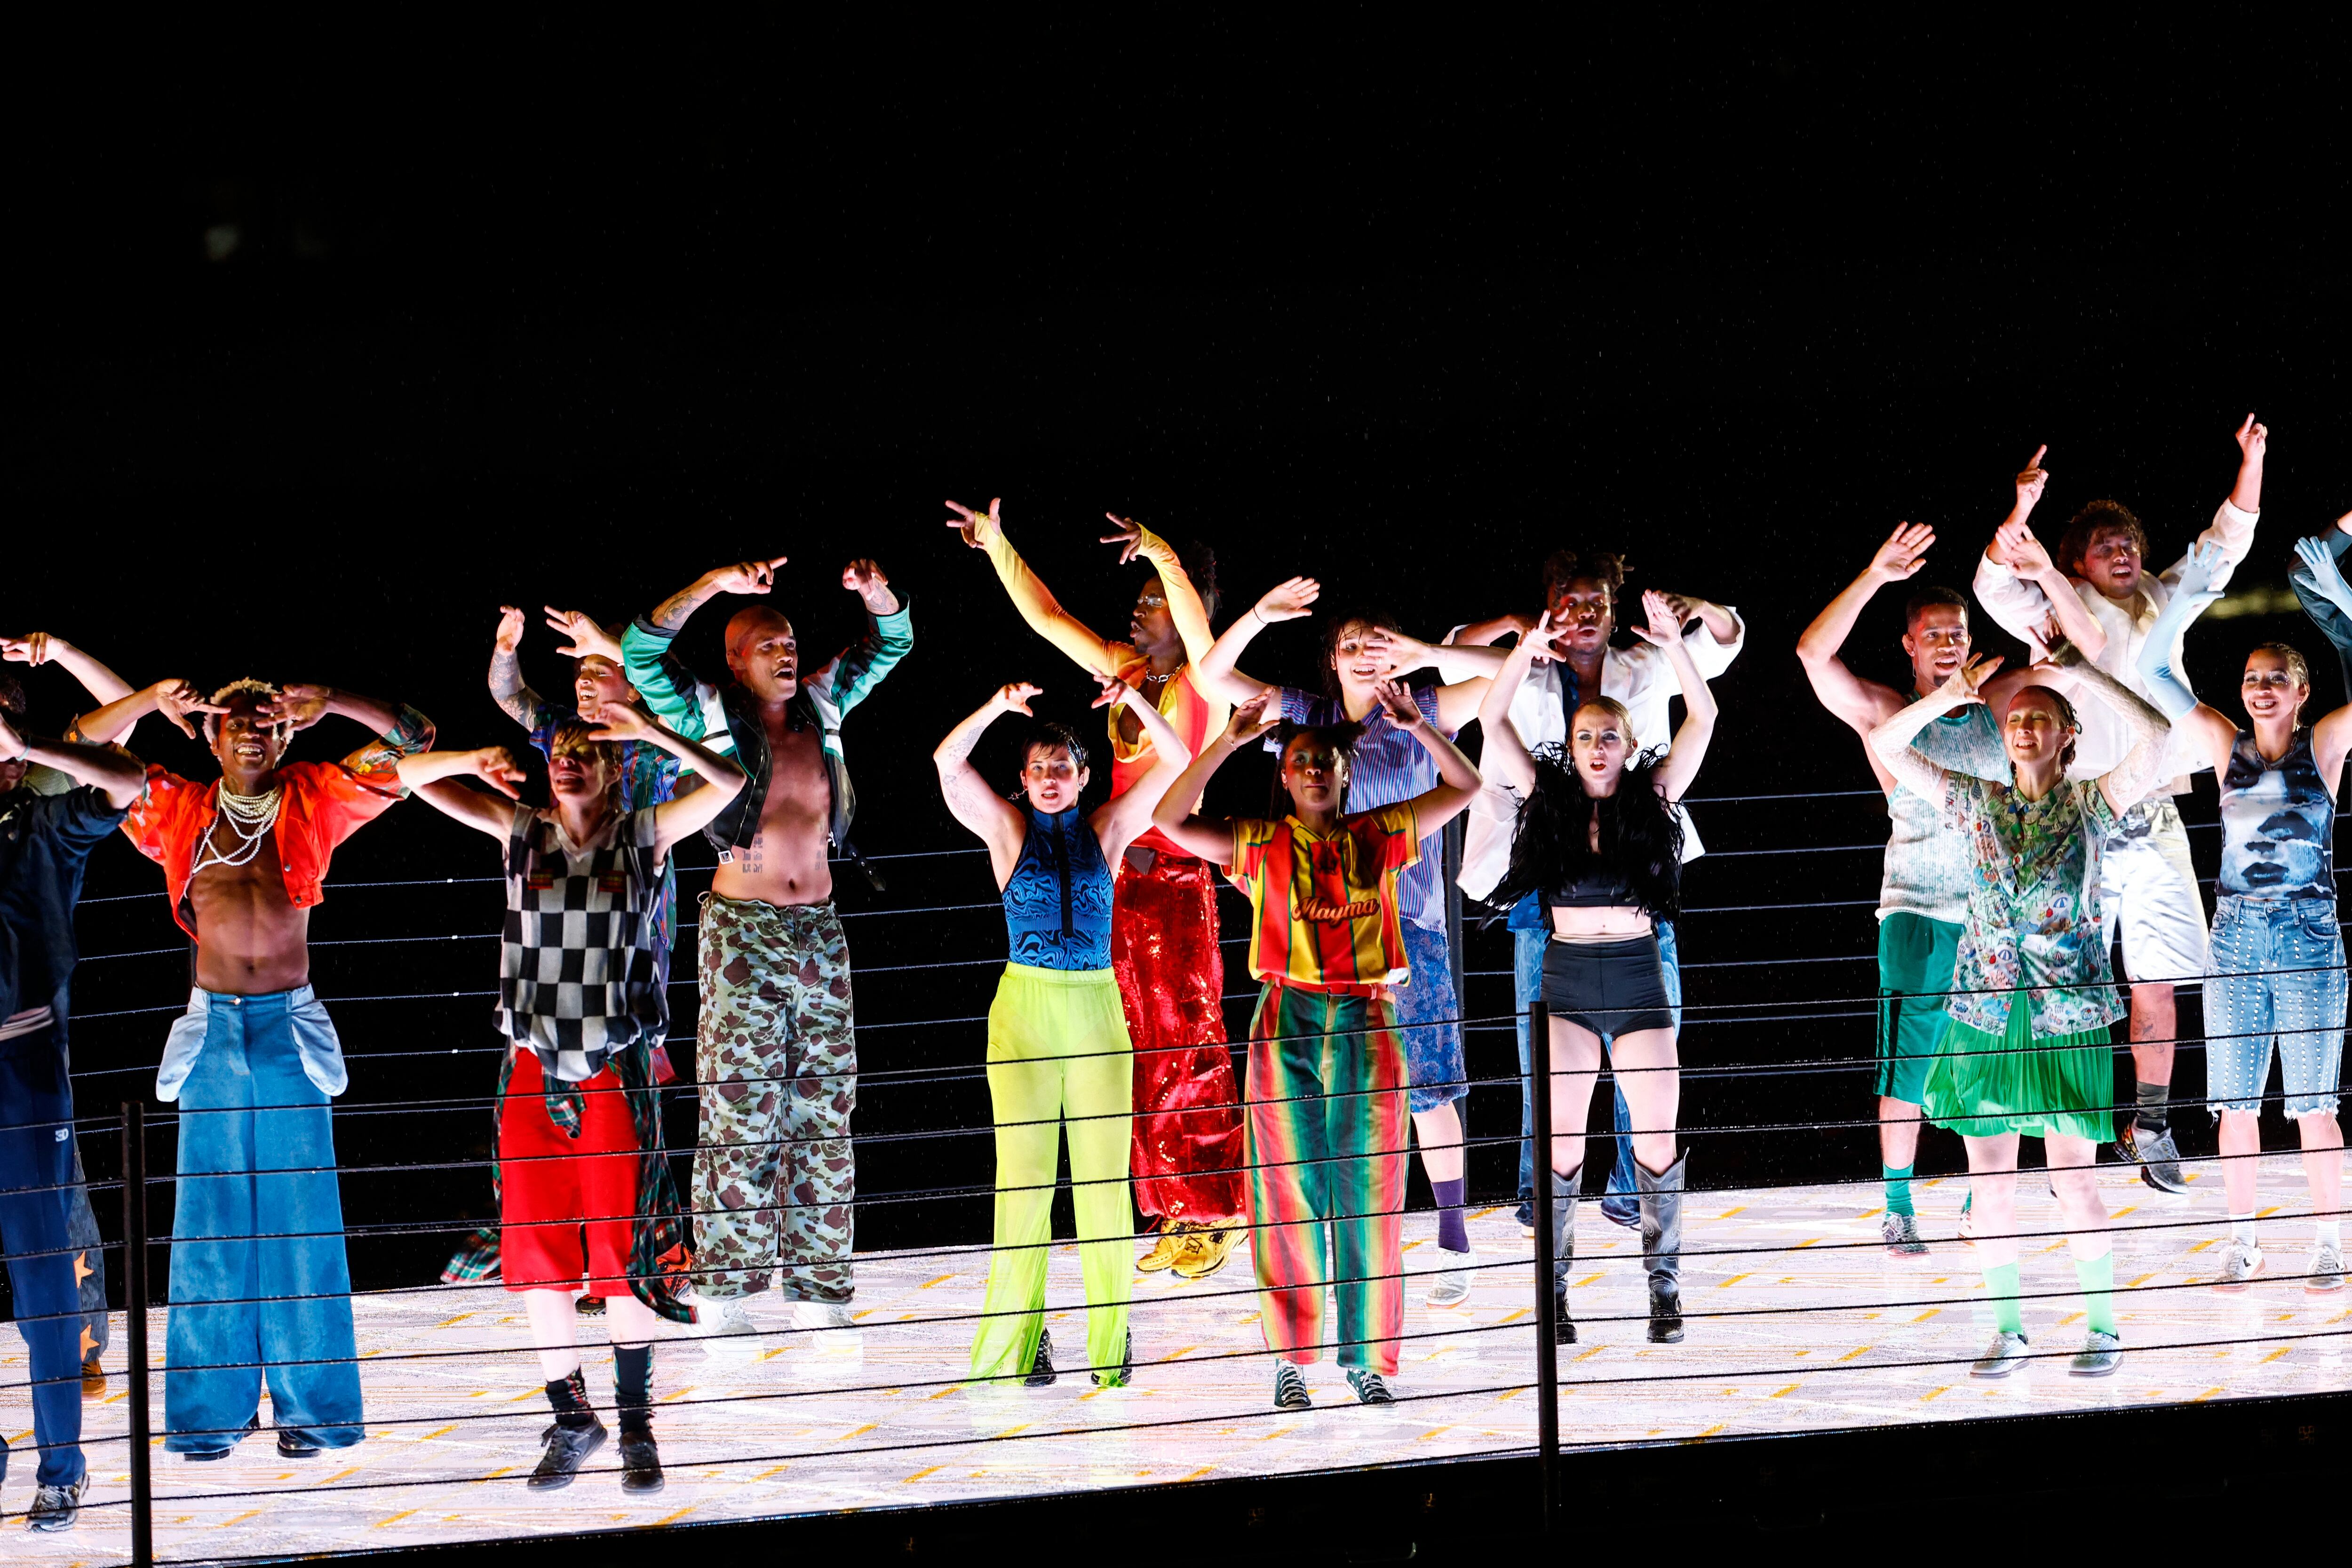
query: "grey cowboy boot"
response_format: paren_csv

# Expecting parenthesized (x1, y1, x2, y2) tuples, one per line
(1637, 1153, 1687, 1343)
(1548, 1167, 1581, 1345)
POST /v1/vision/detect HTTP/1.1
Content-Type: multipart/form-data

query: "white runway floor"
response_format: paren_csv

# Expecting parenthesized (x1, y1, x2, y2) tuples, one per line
(10, 1153, 2352, 1562)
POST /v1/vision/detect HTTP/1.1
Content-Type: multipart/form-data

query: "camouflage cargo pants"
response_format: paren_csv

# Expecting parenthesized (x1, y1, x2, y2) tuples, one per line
(692, 894, 858, 1303)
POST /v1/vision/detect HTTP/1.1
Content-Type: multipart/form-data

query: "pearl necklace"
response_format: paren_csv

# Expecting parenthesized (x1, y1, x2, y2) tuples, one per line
(189, 782, 283, 876)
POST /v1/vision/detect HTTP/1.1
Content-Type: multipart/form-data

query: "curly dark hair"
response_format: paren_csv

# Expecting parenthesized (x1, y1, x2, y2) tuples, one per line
(1541, 549, 1630, 608)
(1163, 536, 1221, 624)
(1267, 720, 1362, 815)
(2056, 500, 2149, 579)
(1492, 748, 1684, 921)
(1319, 608, 1410, 700)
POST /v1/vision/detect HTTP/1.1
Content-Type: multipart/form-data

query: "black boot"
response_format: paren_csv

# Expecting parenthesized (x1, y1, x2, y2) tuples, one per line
(1548, 1167, 1580, 1345)
(613, 1345, 659, 1491)
(1025, 1327, 1058, 1386)
(619, 1425, 664, 1494)
(1637, 1153, 1686, 1343)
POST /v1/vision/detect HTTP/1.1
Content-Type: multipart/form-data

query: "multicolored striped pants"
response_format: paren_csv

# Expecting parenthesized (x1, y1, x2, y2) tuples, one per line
(1245, 983, 1409, 1375)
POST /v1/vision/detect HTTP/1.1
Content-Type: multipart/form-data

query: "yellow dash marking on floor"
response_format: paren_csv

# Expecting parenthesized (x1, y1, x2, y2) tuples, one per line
(662, 1387, 697, 1401)
(1921, 1387, 1950, 1402)
(1771, 1385, 1799, 1398)
(421, 1425, 455, 1440)
(904, 1466, 943, 1482)
(1576, 1346, 1606, 1361)
(1913, 1309, 1940, 1323)
(1182, 1466, 1216, 1481)
(8, 1429, 28, 1443)
(482, 1467, 513, 1480)
(1470, 1206, 1502, 1220)
(1496, 1308, 1529, 1325)
(2111, 1206, 2136, 1218)
(433, 1312, 474, 1329)
(842, 1424, 878, 1440)
(1795, 1238, 1822, 1248)
(1717, 1207, 1745, 1219)
(510, 1388, 543, 1402)
(1575, 1273, 1603, 1287)
(2129, 1274, 2156, 1288)
(1839, 1346, 1871, 1361)
(322, 1467, 360, 1486)
(1717, 1274, 1750, 1288)
(928, 1384, 965, 1400)
(1697, 1424, 1726, 1437)
(1403, 1239, 1423, 1251)
(654, 1504, 698, 1526)
(755, 1465, 791, 1480)
(1159, 1345, 1197, 1361)
(1419, 1426, 1453, 1441)
(853, 1309, 874, 1321)
(1791, 1349, 1810, 1358)
(1496, 1387, 1526, 1400)
(922, 1274, 955, 1289)
(2194, 1386, 2225, 1402)
(1859, 1207, 1884, 1219)
(220, 1510, 262, 1528)
(378, 1511, 417, 1528)
(2259, 1206, 2281, 1217)
(2189, 1239, 2217, 1253)
(995, 1424, 1031, 1439)
(2059, 1313, 2083, 1326)
(2261, 1347, 2291, 1364)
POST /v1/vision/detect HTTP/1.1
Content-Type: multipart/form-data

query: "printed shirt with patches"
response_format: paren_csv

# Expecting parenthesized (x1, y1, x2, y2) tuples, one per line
(1943, 773, 2125, 1038)
(1229, 802, 1420, 994)
(119, 706, 435, 939)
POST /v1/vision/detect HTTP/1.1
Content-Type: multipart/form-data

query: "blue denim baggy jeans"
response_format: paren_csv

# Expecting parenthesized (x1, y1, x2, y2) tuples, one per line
(2206, 896, 2347, 1119)
(0, 1025, 87, 1489)
(1516, 923, 1682, 1202)
(164, 990, 364, 1454)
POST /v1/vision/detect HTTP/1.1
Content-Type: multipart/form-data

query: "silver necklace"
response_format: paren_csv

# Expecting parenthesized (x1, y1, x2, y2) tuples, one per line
(189, 782, 283, 876)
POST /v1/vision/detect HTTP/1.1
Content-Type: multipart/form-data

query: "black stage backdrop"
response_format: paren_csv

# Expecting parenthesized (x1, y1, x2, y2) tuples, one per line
(8, 24, 2352, 1294)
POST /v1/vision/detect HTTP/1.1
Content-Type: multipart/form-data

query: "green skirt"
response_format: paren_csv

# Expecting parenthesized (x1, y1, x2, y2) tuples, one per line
(1923, 995, 2115, 1142)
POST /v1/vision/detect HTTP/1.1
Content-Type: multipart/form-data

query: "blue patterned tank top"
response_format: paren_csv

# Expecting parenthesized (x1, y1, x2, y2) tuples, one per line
(1002, 804, 1114, 970)
(2217, 727, 2336, 901)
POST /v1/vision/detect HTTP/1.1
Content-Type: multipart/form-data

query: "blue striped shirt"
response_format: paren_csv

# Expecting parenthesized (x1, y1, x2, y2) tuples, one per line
(1277, 685, 1448, 931)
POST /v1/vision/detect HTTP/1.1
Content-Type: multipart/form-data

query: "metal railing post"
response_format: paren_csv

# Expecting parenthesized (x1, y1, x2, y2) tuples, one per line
(1527, 999, 1557, 1534)
(122, 1101, 152, 1568)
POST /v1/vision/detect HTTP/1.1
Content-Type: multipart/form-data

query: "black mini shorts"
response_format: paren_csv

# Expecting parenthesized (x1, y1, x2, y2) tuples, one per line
(1540, 933, 1675, 1038)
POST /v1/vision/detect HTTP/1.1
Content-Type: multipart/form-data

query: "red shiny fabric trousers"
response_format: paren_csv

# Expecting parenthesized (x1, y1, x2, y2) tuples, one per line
(1112, 850, 1248, 1224)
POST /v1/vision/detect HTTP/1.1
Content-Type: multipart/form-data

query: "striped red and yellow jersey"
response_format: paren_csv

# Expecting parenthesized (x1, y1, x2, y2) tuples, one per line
(1229, 804, 1420, 994)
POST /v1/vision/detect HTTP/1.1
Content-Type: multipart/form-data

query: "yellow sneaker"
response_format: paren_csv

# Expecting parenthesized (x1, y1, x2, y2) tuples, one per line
(1138, 1226, 1188, 1272)
(1172, 1225, 1241, 1281)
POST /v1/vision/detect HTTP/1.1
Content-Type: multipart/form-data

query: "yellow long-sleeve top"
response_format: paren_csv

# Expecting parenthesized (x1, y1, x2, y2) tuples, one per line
(984, 522, 1229, 857)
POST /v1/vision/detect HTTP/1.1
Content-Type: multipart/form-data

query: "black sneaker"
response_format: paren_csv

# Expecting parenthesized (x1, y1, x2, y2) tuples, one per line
(1024, 1328, 1058, 1387)
(528, 1418, 608, 1490)
(1272, 1362, 1311, 1411)
(277, 1427, 321, 1458)
(1551, 1282, 1577, 1345)
(1346, 1368, 1396, 1405)
(184, 1412, 259, 1460)
(27, 1476, 86, 1532)
(619, 1428, 664, 1494)
(1091, 1330, 1134, 1388)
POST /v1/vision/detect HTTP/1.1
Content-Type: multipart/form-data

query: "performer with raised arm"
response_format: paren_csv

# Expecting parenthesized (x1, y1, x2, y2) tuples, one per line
(1870, 644, 2173, 1378)
(944, 499, 1246, 1279)
(0, 687, 147, 1532)
(1152, 681, 1479, 1411)
(2140, 541, 2348, 1289)
(103, 678, 434, 1459)
(1478, 593, 1717, 1344)
(1192, 580, 1502, 1303)
(934, 673, 1191, 1388)
(2286, 508, 2352, 698)
(397, 702, 744, 1493)
(1797, 520, 2041, 1255)
(1973, 422, 2268, 1190)
(620, 555, 911, 1334)
(1447, 552, 1744, 1237)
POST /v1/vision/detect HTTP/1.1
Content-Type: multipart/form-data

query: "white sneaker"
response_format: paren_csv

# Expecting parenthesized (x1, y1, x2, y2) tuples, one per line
(1424, 1247, 1473, 1307)
(790, 1299, 856, 1332)
(2308, 1243, 2346, 1295)
(683, 1294, 760, 1338)
(2215, 1237, 2265, 1291)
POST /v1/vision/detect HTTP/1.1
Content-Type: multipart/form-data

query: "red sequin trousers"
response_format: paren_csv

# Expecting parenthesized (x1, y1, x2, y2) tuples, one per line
(1112, 851, 1248, 1225)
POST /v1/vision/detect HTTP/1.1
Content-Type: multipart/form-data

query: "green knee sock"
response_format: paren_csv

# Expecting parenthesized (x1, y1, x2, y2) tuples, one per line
(2075, 1251, 2117, 1335)
(1984, 1261, 2023, 1335)
(1883, 1163, 1915, 1218)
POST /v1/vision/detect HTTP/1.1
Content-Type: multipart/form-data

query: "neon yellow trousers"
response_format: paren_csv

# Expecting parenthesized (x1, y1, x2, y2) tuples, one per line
(968, 963, 1135, 1384)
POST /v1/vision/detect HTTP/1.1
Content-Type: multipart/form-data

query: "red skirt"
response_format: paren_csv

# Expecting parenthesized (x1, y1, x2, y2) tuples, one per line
(499, 1050, 640, 1294)
(1113, 850, 1248, 1224)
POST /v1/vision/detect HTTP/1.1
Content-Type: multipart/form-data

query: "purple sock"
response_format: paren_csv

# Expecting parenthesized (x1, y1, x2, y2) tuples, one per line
(1434, 1178, 1469, 1252)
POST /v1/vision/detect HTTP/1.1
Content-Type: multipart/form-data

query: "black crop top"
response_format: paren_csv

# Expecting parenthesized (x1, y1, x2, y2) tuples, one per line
(1548, 867, 1640, 907)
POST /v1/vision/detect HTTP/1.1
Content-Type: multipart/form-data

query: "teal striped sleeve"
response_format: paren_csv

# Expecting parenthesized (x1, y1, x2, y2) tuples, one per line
(816, 600, 914, 720)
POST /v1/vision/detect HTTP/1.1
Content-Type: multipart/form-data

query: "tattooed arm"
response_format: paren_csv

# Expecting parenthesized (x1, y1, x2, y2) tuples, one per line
(487, 605, 552, 730)
(934, 683, 1037, 889)
(645, 556, 791, 633)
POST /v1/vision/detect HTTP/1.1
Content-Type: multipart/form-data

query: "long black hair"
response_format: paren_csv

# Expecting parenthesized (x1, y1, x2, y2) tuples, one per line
(1492, 746, 1683, 920)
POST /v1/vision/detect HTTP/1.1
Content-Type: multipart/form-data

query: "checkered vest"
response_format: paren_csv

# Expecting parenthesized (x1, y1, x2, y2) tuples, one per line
(498, 804, 664, 1082)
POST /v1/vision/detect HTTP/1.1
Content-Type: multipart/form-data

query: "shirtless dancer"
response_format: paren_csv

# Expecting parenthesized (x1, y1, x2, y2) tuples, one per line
(101, 677, 434, 1460)
(1798, 515, 2042, 1254)
(621, 556, 912, 1335)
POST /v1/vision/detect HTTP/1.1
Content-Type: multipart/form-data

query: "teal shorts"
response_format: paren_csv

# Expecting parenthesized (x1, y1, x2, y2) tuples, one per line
(1876, 912, 1963, 1106)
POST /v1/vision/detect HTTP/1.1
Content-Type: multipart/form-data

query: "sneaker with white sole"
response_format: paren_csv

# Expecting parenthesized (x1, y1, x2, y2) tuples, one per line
(2135, 1126, 2191, 1194)
(1346, 1368, 1396, 1405)
(687, 1295, 760, 1338)
(1881, 1213, 1928, 1258)
(1968, 1330, 2031, 1378)
(2215, 1237, 2265, 1290)
(1424, 1246, 1473, 1306)
(1272, 1362, 1311, 1411)
(2068, 1329, 2122, 1377)
(789, 1299, 855, 1332)
(2308, 1243, 2346, 1294)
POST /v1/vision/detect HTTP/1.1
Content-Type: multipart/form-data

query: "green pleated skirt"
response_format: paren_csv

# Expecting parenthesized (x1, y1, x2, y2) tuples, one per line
(1924, 994, 2115, 1141)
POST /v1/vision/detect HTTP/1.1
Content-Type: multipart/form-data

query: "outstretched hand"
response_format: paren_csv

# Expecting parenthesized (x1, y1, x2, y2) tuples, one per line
(2295, 534, 2352, 608)
(2235, 414, 2268, 464)
(1253, 576, 1320, 624)
(1223, 689, 1282, 746)
(154, 679, 230, 740)
(1370, 678, 1425, 731)
(2016, 444, 2050, 510)
(945, 498, 1003, 551)
(1996, 517, 2058, 578)
(582, 700, 654, 743)
(257, 684, 332, 732)
(1869, 521, 1936, 581)
(993, 681, 1043, 717)
(1937, 651, 2006, 703)
(544, 607, 621, 663)
(460, 746, 529, 799)
(1, 632, 54, 666)
(842, 559, 897, 613)
(1099, 514, 1148, 564)
(705, 557, 789, 596)
(1513, 610, 1573, 667)
(1359, 626, 1433, 676)
(2173, 538, 2230, 604)
(494, 606, 526, 654)
(1625, 589, 1684, 648)
(1091, 672, 1140, 711)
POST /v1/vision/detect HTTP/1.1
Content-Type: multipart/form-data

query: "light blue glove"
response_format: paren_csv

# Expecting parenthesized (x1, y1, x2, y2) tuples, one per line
(2135, 540, 2227, 720)
(2294, 534, 2352, 616)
